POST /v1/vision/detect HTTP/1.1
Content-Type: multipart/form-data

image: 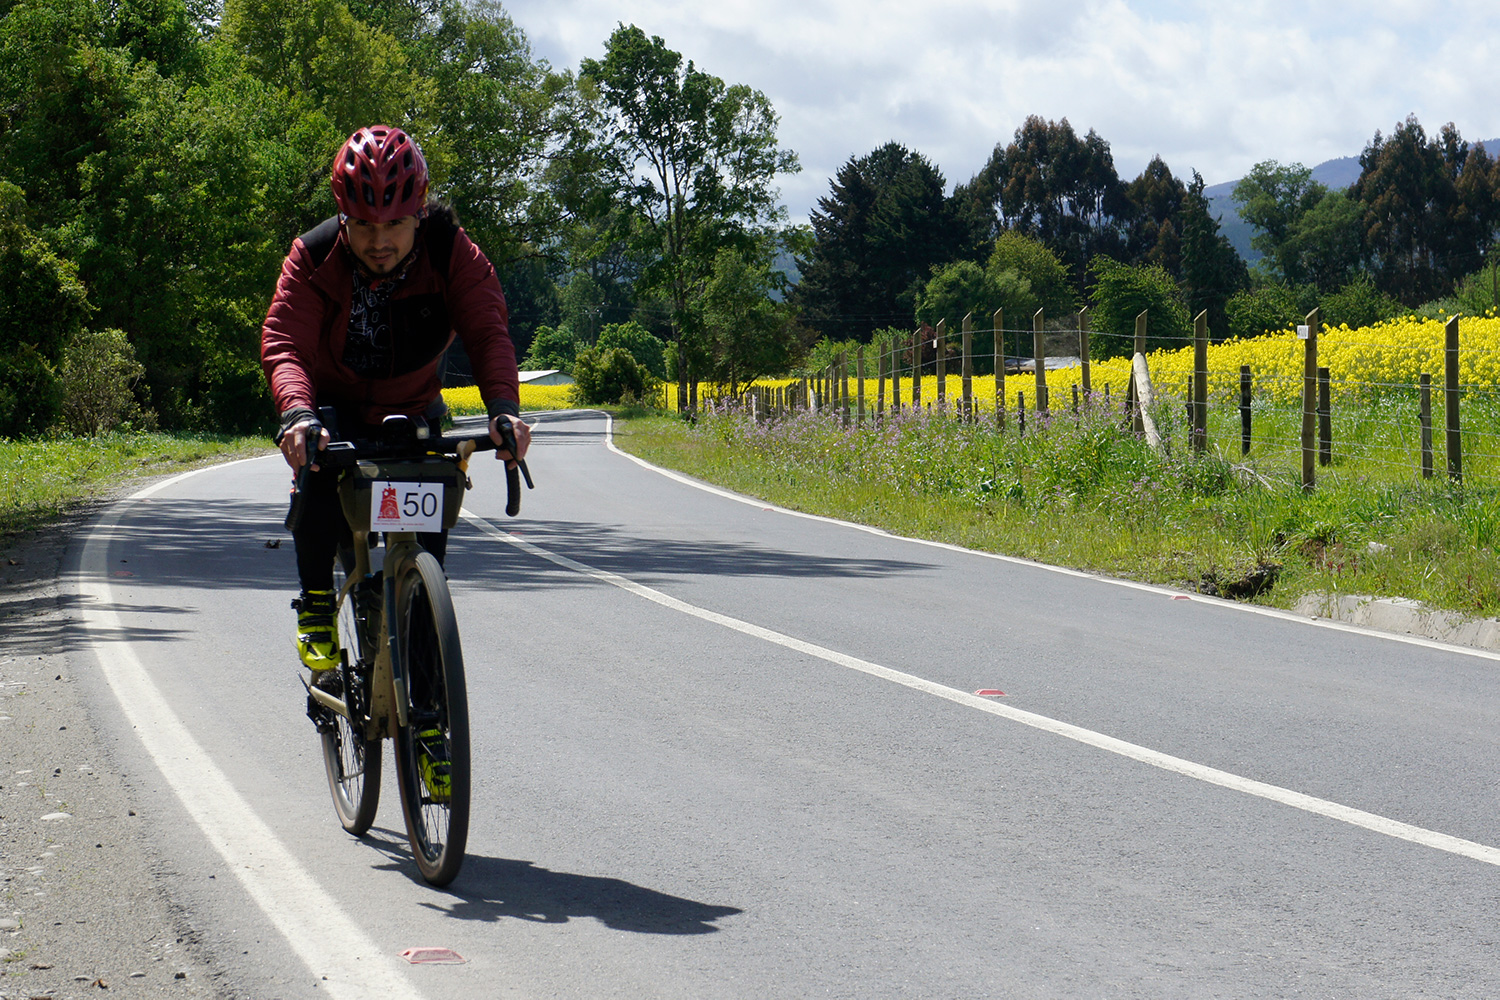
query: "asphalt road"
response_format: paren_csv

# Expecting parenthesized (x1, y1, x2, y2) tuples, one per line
(51, 409, 1500, 998)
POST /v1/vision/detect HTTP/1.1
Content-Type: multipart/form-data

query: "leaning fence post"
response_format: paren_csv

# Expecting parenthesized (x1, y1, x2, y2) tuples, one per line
(876, 346, 886, 423)
(1300, 308, 1320, 492)
(1239, 365, 1252, 456)
(961, 312, 974, 421)
(993, 308, 1005, 429)
(1446, 315, 1462, 483)
(1420, 373, 1434, 480)
(1032, 308, 1048, 414)
(1192, 309, 1208, 453)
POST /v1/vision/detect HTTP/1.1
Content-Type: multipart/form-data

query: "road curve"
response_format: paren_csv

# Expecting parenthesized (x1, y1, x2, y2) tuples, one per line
(65, 408, 1500, 998)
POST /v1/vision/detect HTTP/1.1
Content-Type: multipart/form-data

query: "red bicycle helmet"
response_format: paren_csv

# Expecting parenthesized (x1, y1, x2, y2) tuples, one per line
(331, 126, 428, 222)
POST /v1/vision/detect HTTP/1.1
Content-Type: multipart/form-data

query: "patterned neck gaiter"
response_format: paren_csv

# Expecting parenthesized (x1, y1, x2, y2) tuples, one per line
(342, 243, 419, 377)
(343, 268, 397, 377)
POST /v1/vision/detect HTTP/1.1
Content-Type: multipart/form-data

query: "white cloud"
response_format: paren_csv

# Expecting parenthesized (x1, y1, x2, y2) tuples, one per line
(501, 0, 1500, 220)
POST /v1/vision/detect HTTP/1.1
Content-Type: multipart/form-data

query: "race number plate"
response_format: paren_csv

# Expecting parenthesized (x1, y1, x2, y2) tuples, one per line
(370, 481, 445, 532)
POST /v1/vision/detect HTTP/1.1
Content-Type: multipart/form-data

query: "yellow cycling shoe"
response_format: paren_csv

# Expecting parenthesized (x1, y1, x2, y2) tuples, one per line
(416, 728, 451, 803)
(292, 590, 339, 676)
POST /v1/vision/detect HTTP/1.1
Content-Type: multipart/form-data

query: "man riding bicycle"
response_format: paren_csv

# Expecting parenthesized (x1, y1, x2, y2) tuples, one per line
(261, 125, 530, 692)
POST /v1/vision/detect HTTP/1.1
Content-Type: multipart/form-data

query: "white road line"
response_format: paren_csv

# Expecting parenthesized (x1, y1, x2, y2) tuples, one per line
(77, 462, 429, 1000)
(464, 510, 1500, 869)
(596, 411, 1500, 665)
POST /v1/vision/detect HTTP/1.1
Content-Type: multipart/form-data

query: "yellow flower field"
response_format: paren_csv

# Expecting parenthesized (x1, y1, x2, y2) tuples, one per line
(443, 383, 576, 414)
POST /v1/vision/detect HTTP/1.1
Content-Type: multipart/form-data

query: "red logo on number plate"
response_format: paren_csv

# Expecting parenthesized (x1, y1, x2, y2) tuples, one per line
(379, 485, 399, 520)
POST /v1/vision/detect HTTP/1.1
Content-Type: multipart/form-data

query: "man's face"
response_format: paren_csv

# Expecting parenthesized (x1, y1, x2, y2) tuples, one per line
(345, 215, 418, 275)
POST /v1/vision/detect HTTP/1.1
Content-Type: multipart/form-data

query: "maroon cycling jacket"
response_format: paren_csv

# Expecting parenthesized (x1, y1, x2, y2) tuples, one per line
(261, 212, 519, 429)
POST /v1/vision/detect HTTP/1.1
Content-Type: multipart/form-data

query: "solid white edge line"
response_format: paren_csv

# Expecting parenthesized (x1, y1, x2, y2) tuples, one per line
(593, 410, 1500, 665)
(76, 457, 429, 1000)
(462, 510, 1500, 869)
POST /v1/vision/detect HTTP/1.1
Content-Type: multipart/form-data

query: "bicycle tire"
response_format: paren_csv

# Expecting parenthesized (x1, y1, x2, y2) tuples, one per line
(392, 550, 470, 886)
(321, 552, 382, 835)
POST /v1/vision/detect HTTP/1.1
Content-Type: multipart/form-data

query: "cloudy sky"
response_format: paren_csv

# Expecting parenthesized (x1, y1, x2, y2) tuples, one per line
(500, 0, 1500, 222)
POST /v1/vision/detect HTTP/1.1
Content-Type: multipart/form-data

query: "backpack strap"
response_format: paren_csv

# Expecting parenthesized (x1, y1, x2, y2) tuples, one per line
(420, 205, 460, 281)
(295, 208, 458, 277)
(296, 215, 342, 268)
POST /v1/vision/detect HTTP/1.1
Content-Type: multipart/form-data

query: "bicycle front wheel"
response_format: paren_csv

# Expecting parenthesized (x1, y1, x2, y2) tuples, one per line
(322, 550, 381, 835)
(392, 550, 470, 886)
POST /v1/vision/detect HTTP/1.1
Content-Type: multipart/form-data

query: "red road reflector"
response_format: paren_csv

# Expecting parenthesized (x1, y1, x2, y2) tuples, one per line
(112, 570, 134, 577)
(1172, 595, 1190, 600)
(400, 947, 467, 965)
(974, 689, 1006, 697)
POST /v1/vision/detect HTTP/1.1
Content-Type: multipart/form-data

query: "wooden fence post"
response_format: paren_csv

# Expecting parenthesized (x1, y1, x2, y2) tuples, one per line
(1017, 390, 1025, 436)
(1446, 315, 1462, 483)
(911, 328, 922, 410)
(1192, 309, 1208, 453)
(993, 308, 1005, 429)
(890, 339, 901, 416)
(1420, 373, 1434, 480)
(1033, 308, 1048, 414)
(936, 319, 948, 414)
(877, 346, 886, 423)
(961, 312, 973, 421)
(1128, 310, 1147, 435)
(1317, 365, 1332, 466)
(1301, 308, 1320, 492)
(1078, 307, 1092, 401)
(856, 347, 866, 426)
(1239, 365, 1252, 456)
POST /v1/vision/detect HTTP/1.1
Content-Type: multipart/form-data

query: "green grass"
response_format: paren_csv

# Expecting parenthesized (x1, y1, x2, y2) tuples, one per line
(1, 431, 273, 536)
(612, 402, 1500, 618)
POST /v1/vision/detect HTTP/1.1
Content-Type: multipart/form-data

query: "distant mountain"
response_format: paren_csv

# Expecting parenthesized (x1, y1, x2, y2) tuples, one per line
(1206, 140, 1500, 264)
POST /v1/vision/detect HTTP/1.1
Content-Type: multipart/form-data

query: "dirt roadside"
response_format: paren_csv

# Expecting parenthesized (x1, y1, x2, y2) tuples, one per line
(1, 486, 226, 1000)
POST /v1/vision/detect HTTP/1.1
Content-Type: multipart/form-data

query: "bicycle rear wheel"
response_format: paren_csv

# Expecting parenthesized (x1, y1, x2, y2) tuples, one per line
(321, 551, 381, 835)
(393, 550, 470, 886)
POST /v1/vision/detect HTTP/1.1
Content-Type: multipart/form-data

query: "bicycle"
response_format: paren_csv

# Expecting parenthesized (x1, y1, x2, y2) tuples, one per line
(285, 410, 531, 886)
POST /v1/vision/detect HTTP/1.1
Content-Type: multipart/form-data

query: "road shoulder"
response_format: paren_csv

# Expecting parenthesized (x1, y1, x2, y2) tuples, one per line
(1, 493, 223, 1000)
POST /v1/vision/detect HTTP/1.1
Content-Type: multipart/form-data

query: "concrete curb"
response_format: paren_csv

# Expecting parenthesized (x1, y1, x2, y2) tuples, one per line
(1292, 592, 1500, 652)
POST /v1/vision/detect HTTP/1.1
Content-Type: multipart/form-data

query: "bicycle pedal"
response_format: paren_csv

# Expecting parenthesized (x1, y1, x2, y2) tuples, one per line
(306, 695, 336, 733)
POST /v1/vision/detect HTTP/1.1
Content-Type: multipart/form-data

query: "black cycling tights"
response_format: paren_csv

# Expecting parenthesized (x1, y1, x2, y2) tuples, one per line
(293, 463, 447, 593)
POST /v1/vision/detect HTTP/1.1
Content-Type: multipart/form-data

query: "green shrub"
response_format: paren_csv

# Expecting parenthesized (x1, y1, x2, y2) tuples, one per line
(0, 345, 62, 438)
(59, 327, 146, 435)
(571, 345, 659, 405)
(596, 321, 667, 379)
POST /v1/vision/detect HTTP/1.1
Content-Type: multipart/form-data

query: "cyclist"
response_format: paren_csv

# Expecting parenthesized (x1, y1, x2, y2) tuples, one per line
(261, 125, 530, 695)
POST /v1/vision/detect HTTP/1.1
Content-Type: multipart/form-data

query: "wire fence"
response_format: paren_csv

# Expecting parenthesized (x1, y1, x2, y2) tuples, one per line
(688, 308, 1500, 491)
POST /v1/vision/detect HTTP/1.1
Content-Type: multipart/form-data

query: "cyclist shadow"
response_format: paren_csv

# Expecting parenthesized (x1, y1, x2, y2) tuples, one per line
(367, 832, 741, 934)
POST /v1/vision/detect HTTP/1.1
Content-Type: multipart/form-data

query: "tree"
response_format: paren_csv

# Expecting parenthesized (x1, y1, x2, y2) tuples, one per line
(1350, 116, 1500, 305)
(1086, 256, 1188, 359)
(581, 24, 798, 411)
(986, 231, 1074, 318)
(521, 325, 579, 371)
(1123, 155, 1187, 273)
(596, 320, 666, 379)
(1226, 282, 1311, 340)
(971, 116, 1131, 289)
(698, 248, 801, 394)
(570, 345, 657, 405)
(1179, 172, 1248, 341)
(915, 261, 1032, 337)
(1232, 161, 1327, 286)
(794, 142, 968, 342)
